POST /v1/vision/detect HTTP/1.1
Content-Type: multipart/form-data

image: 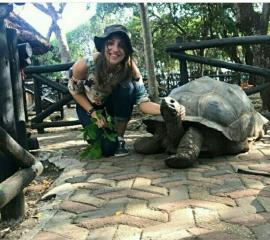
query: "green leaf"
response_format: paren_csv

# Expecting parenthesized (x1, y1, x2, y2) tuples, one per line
(80, 109, 116, 159)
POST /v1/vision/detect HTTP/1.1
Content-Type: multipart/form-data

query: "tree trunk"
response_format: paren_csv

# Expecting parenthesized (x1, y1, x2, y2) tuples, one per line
(51, 21, 71, 63)
(235, 3, 270, 111)
(33, 3, 71, 64)
(139, 3, 159, 103)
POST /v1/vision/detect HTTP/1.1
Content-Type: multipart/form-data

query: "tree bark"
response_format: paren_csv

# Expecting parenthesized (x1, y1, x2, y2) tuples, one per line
(139, 3, 159, 103)
(235, 3, 270, 111)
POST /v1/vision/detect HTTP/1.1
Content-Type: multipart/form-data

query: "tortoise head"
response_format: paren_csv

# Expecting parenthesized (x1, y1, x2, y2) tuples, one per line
(161, 97, 182, 121)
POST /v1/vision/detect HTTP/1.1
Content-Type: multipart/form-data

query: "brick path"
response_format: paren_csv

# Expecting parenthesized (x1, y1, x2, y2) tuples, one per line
(23, 128, 270, 240)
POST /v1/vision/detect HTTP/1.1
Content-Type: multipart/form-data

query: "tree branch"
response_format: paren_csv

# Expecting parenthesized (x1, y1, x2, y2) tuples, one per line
(32, 3, 50, 16)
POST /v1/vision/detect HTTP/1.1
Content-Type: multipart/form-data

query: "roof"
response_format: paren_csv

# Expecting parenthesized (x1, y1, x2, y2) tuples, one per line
(5, 11, 52, 55)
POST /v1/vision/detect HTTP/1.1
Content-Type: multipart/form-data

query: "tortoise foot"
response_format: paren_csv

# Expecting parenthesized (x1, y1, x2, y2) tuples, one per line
(165, 154, 197, 169)
(165, 127, 203, 169)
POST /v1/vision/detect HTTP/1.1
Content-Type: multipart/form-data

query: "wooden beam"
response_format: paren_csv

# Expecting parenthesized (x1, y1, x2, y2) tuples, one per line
(31, 94, 73, 123)
(31, 120, 80, 129)
(32, 73, 69, 94)
(166, 35, 270, 52)
(170, 52, 270, 78)
(24, 62, 74, 74)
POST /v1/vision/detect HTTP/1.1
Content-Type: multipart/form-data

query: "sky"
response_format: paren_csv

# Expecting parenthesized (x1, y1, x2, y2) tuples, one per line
(13, 3, 96, 37)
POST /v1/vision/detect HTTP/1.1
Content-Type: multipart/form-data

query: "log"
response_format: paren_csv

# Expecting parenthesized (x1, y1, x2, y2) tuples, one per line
(170, 52, 270, 78)
(24, 62, 74, 74)
(166, 35, 270, 52)
(0, 161, 43, 209)
(0, 126, 35, 167)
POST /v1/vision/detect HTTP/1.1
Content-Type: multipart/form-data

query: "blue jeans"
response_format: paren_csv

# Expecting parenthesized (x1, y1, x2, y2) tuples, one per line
(76, 81, 136, 157)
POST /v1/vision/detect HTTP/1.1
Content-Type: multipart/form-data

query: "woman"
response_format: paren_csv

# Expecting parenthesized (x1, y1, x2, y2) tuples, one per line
(68, 24, 162, 157)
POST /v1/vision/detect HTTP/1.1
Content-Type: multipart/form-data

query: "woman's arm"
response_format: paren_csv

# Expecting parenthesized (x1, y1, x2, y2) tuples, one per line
(70, 59, 92, 112)
(69, 58, 106, 128)
(139, 101, 161, 115)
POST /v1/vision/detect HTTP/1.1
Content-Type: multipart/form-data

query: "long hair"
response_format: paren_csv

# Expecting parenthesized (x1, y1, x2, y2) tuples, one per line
(94, 33, 133, 94)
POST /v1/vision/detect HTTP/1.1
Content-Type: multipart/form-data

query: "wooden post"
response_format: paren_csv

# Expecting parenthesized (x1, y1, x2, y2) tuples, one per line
(7, 28, 28, 149)
(176, 37, 188, 85)
(33, 74, 44, 133)
(0, 15, 25, 221)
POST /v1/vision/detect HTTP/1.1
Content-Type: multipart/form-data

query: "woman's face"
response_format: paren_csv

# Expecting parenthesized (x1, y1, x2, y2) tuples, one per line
(104, 35, 126, 66)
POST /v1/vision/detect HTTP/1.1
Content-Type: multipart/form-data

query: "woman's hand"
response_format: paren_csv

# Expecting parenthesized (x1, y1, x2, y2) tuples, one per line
(93, 95, 103, 106)
(91, 111, 107, 128)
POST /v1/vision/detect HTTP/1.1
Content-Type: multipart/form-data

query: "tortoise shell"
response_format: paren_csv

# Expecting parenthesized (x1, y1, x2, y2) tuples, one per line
(168, 76, 268, 142)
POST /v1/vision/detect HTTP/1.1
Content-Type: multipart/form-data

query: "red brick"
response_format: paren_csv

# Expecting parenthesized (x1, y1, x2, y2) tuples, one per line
(157, 199, 229, 212)
(78, 214, 160, 229)
(225, 213, 267, 227)
(58, 200, 97, 214)
(32, 231, 67, 240)
(217, 189, 260, 199)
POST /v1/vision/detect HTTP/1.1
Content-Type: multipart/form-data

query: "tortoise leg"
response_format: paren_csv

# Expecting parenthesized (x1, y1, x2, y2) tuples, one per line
(134, 136, 164, 154)
(165, 127, 203, 168)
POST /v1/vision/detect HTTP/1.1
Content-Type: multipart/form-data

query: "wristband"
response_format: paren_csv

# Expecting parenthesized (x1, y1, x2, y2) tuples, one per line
(87, 108, 96, 116)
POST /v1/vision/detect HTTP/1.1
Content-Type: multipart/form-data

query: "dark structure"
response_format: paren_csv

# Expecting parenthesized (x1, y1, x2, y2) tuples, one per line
(5, 11, 52, 55)
(0, 3, 43, 222)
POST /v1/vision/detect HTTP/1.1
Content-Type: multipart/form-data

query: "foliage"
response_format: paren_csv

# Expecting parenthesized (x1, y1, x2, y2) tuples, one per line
(80, 110, 117, 159)
(36, 3, 269, 78)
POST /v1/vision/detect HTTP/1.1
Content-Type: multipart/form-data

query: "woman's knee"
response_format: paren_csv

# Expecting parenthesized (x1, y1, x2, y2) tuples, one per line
(115, 81, 135, 100)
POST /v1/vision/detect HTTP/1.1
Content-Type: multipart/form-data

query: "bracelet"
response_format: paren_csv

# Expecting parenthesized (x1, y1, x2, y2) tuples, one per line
(87, 108, 96, 116)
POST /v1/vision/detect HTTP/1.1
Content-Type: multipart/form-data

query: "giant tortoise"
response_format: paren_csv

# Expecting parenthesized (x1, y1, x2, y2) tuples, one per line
(134, 76, 268, 168)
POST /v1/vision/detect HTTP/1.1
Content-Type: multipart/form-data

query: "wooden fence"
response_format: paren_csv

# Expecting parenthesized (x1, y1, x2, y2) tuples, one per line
(0, 4, 43, 222)
(165, 35, 270, 95)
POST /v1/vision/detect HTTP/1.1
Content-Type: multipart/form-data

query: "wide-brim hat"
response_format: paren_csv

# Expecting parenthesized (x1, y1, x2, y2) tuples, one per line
(94, 24, 134, 54)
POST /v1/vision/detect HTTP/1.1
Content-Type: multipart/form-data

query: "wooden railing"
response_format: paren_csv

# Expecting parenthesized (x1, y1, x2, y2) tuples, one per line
(165, 35, 270, 95)
(24, 62, 81, 133)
